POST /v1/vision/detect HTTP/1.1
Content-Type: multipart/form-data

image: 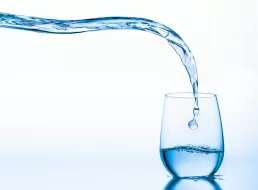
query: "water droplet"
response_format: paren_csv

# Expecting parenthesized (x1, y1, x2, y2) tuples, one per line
(188, 119, 198, 130)
(188, 107, 200, 130)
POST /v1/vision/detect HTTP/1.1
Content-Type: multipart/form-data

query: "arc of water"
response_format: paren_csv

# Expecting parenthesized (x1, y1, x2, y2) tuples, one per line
(0, 12, 198, 107)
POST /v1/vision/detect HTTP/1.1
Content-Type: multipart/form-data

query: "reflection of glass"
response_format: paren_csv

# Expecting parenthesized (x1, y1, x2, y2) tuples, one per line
(160, 92, 224, 178)
(165, 178, 222, 190)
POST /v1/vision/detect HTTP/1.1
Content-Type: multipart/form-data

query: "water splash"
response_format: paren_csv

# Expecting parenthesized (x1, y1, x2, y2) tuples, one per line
(0, 12, 199, 125)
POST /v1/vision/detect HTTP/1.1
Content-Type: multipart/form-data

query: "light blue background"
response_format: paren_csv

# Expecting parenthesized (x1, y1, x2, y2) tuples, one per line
(0, 0, 257, 189)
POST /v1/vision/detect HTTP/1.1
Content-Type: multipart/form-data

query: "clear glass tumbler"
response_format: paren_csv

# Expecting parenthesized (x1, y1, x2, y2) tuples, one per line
(160, 92, 224, 178)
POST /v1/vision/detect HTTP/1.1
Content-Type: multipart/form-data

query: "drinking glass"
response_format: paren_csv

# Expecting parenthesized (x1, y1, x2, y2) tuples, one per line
(160, 92, 224, 178)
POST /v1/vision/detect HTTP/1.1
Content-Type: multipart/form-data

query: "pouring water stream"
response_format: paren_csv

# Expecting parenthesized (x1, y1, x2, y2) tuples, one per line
(0, 12, 199, 129)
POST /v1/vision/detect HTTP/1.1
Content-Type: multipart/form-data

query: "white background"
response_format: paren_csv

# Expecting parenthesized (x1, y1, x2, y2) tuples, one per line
(0, 0, 257, 189)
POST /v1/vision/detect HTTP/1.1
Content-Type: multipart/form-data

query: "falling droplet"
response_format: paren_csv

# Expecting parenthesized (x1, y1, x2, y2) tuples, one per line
(188, 107, 200, 130)
(188, 119, 198, 130)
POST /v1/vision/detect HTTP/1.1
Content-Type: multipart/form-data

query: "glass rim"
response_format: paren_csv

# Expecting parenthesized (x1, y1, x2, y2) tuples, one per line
(165, 92, 217, 99)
